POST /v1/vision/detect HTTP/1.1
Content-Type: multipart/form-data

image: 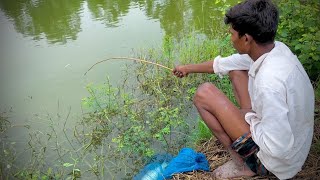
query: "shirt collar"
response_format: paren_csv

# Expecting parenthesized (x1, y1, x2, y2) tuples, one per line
(248, 53, 269, 78)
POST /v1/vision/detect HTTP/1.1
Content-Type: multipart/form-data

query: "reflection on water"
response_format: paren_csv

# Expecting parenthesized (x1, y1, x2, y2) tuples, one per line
(0, 0, 84, 44)
(0, 0, 236, 44)
(87, 0, 131, 27)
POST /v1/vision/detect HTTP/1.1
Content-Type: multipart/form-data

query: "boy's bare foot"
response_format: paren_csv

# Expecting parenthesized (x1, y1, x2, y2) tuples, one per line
(211, 160, 255, 179)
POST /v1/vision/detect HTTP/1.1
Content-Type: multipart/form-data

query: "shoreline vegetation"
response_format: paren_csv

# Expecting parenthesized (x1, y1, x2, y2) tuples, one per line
(1, 0, 319, 179)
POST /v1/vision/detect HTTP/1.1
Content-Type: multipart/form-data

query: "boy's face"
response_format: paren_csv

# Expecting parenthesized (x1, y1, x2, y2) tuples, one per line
(229, 27, 248, 54)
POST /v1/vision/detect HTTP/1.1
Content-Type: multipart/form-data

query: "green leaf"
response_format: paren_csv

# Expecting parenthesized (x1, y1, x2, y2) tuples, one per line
(280, 31, 288, 37)
(63, 163, 74, 167)
(295, 44, 302, 50)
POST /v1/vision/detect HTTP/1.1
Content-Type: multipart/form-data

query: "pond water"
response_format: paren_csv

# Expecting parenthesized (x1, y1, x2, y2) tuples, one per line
(0, 0, 237, 179)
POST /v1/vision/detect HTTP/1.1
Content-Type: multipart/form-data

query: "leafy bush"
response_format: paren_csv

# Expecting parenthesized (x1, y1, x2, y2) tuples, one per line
(276, 0, 320, 81)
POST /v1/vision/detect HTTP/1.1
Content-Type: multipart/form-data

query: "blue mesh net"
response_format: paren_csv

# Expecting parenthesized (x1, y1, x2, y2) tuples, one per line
(134, 148, 210, 180)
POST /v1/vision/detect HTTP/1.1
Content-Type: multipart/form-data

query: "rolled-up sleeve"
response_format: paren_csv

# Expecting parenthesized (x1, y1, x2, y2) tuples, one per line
(245, 87, 294, 158)
(213, 54, 252, 78)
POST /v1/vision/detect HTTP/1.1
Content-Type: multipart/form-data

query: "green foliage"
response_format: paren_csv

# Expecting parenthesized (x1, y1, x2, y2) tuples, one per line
(315, 80, 320, 102)
(276, 0, 320, 81)
(273, 0, 320, 164)
(0, 108, 11, 133)
(194, 120, 213, 143)
(62, 158, 81, 180)
(313, 140, 320, 155)
(80, 32, 236, 178)
(12, 166, 62, 180)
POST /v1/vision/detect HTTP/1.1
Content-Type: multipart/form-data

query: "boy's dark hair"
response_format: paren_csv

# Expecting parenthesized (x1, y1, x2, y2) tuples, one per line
(225, 0, 279, 44)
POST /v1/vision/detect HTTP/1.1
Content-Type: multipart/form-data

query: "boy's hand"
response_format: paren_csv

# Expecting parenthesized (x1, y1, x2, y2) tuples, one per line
(173, 65, 189, 78)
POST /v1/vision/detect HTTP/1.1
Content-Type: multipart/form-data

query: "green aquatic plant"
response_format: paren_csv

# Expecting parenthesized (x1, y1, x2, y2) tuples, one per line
(80, 32, 236, 178)
(0, 108, 11, 133)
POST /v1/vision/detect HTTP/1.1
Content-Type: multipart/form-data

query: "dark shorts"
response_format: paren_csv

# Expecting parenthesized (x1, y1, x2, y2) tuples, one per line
(231, 132, 268, 176)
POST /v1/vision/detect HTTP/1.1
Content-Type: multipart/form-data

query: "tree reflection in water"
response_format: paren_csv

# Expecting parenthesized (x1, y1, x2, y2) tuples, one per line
(0, 0, 237, 44)
(0, 0, 83, 44)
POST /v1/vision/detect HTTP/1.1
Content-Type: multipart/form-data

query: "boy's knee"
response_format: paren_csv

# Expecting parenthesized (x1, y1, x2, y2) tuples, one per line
(193, 82, 217, 105)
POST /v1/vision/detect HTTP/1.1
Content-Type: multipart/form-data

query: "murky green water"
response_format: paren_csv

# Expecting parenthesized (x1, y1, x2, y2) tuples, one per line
(0, 0, 237, 122)
(0, 0, 237, 178)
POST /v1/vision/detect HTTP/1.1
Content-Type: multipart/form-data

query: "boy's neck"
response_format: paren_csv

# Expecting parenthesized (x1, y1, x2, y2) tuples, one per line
(250, 42, 275, 61)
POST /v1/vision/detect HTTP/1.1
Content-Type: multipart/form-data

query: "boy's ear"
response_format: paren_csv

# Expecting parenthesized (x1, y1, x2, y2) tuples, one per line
(244, 34, 253, 43)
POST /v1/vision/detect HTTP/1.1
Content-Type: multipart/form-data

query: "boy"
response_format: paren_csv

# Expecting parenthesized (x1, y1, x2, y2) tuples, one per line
(173, 0, 314, 179)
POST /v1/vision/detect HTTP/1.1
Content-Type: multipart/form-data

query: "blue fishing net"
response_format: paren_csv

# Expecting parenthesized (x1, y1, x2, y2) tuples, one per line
(134, 148, 210, 180)
(133, 153, 173, 180)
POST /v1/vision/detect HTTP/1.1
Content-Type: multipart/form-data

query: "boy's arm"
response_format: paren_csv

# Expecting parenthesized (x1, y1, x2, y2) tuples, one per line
(173, 60, 214, 78)
(173, 54, 252, 78)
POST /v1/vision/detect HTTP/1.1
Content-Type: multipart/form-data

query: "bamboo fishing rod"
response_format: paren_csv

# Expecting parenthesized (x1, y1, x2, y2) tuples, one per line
(84, 57, 173, 76)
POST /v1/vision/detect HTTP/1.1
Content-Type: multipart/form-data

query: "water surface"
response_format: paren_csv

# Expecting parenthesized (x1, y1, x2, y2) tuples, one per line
(0, 0, 237, 178)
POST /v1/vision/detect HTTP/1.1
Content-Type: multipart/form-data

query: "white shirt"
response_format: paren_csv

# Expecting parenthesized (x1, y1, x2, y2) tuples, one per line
(213, 41, 314, 179)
